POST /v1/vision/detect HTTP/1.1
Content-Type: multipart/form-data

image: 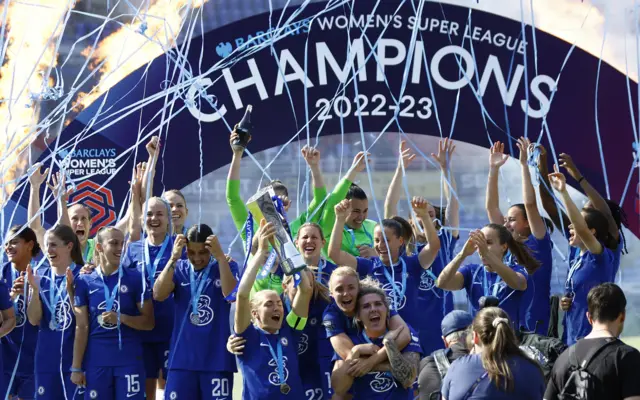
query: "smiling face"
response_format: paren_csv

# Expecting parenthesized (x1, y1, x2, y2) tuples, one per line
(4, 237, 33, 265)
(330, 274, 359, 315)
(358, 293, 388, 336)
(96, 229, 124, 267)
(69, 204, 92, 245)
(252, 291, 284, 333)
(346, 198, 368, 230)
(295, 225, 325, 261)
(504, 206, 529, 239)
(373, 226, 403, 265)
(187, 242, 210, 269)
(479, 226, 508, 268)
(45, 231, 73, 268)
(163, 191, 188, 231)
(144, 198, 170, 237)
(568, 210, 592, 248)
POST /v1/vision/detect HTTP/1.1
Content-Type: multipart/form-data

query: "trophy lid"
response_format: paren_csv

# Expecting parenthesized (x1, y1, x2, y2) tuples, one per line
(238, 105, 252, 131)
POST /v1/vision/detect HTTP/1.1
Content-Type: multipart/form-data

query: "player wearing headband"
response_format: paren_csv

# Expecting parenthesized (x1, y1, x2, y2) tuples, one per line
(548, 167, 616, 345)
(436, 224, 537, 325)
(70, 227, 153, 400)
(486, 139, 553, 335)
(234, 220, 313, 399)
(27, 225, 83, 399)
(331, 284, 422, 399)
(1, 226, 40, 400)
(330, 197, 443, 355)
(154, 224, 238, 400)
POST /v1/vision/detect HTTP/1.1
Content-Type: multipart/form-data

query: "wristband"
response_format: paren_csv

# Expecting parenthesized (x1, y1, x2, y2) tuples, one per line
(70, 367, 83, 373)
(578, 176, 585, 184)
(286, 311, 308, 331)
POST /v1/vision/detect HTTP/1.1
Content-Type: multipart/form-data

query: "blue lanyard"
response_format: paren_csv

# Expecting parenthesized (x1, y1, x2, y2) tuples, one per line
(381, 258, 407, 311)
(420, 268, 441, 299)
(566, 257, 583, 289)
(143, 235, 170, 288)
(316, 258, 326, 284)
(260, 331, 286, 386)
(482, 269, 504, 297)
(40, 266, 73, 324)
(96, 265, 122, 315)
(189, 260, 212, 316)
(344, 224, 373, 252)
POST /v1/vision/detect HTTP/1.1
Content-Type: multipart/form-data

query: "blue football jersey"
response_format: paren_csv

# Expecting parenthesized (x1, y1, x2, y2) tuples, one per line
(74, 266, 149, 367)
(168, 259, 238, 373)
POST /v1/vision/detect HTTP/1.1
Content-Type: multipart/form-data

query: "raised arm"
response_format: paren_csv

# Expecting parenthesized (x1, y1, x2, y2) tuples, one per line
(436, 235, 477, 290)
(234, 220, 274, 334)
(486, 141, 509, 225)
(226, 130, 251, 239)
(412, 197, 440, 269)
(517, 138, 547, 239)
(290, 269, 313, 320)
(26, 266, 42, 326)
(206, 234, 238, 298)
(549, 167, 603, 255)
(127, 163, 144, 242)
(327, 200, 358, 269)
(384, 141, 416, 219)
(474, 232, 527, 291)
(153, 235, 184, 302)
(319, 151, 370, 237)
(28, 163, 49, 247)
(142, 136, 159, 199)
(560, 153, 619, 241)
(536, 145, 570, 236)
(47, 171, 72, 227)
(432, 138, 460, 238)
(383, 326, 419, 389)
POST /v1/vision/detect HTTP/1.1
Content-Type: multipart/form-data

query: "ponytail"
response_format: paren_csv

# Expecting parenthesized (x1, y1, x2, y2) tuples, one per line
(487, 223, 540, 275)
(473, 307, 543, 392)
(48, 225, 84, 266)
(282, 273, 331, 304)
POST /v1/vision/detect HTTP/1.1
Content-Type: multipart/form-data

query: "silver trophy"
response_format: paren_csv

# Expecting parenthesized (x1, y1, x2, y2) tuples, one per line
(246, 186, 305, 275)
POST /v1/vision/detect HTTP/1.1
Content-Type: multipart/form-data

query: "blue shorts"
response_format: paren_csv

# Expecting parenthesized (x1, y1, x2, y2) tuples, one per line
(2, 372, 35, 399)
(142, 342, 169, 380)
(165, 370, 233, 400)
(85, 365, 145, 400)
(35, 372, 84, 400)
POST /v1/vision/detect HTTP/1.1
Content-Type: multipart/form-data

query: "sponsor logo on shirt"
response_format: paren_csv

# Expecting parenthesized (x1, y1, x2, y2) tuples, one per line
(191, 295, 214, 326)
(381, 282, 407, 310)
(298, 333, 309, 355)
(418, 270, 436, 291)
(15, 297, 26, 328)
(97, 300, 120, 330)
(267, 356, 290, 386)
(53, 301, 73, 331)
(369, 372, 396, 393)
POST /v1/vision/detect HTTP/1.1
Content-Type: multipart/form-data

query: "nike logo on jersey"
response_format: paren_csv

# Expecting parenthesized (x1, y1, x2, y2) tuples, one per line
(89, 288, 100, 294)
(260, 342, 270, 347)
(127, 393, 138, 398)
(181, 282, 190, 286)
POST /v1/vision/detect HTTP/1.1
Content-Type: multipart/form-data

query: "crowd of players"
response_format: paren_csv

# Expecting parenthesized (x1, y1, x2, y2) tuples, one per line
(0, 127, 638, 400)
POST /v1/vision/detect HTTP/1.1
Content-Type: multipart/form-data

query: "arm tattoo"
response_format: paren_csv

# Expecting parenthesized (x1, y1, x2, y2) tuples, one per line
(383, 339, 419, 388)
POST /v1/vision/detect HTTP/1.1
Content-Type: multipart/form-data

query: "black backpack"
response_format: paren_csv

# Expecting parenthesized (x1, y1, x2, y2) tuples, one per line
(519, 332, 568, 383)
(558, 338, 617, 400)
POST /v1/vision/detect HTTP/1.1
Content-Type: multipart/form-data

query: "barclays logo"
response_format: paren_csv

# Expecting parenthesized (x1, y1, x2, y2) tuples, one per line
(216, 42, 233, 58)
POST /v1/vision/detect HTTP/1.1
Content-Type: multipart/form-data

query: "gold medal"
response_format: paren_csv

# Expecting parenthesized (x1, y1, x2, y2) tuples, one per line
(280, 384, 290, 395)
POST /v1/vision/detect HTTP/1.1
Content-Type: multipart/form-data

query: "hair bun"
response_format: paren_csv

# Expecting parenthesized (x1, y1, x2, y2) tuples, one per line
(492, 317, 509, 328)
